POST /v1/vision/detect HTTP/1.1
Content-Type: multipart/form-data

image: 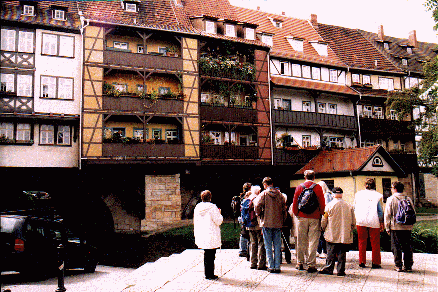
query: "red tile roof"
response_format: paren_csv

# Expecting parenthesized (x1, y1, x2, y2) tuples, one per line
(182, 0, 238, 21)
(233, 6, 346, 68)
(316, 23, 403, 73)
(296, 145, 382, 175)
(271, 76, 358, 96)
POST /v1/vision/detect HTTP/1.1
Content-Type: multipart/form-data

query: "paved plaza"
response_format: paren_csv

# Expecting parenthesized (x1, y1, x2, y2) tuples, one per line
(113, 249, 437, 292)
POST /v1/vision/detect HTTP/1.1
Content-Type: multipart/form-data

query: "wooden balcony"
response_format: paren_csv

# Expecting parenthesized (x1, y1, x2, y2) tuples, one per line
(200, 104, 257, 123)
(103, 50, 183, 71)
(201, 144, 258, 159)
(360, 118, 414, 139)
(102, 96, 184, 114)
(0, 94, 33, 113)
(102, 143, 185, 158)
(273, 148, 320, 166)
(272, 110, 357, 131)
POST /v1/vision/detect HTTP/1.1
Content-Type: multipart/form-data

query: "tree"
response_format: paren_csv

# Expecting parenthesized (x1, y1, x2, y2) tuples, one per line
(386, 1, 438, 176)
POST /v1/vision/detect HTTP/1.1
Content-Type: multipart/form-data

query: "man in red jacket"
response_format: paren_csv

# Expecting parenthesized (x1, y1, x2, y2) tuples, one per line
(291, 170, 325, 273)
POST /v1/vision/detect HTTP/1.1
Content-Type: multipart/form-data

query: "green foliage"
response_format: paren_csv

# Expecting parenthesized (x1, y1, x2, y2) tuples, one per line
(426, 0, 438, 30)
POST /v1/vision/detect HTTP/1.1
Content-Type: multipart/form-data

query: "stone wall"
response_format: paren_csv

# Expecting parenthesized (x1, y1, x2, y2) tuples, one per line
(423, 173, 438, 206)
(104, 194, 141, 233)
(141, 174, 181, 232)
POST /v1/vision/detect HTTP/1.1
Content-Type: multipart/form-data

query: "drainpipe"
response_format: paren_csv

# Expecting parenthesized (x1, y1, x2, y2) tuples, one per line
(266, 48, 274, 166)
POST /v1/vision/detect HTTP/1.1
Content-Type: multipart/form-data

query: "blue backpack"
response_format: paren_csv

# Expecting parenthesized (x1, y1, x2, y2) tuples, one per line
(241, 198, 257, 228)
(395, 196, 416, 225)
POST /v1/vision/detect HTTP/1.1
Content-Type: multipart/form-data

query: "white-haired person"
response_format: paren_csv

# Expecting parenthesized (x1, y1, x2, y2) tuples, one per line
(317, 181, 333, 259)
(194, 190, 223, 280)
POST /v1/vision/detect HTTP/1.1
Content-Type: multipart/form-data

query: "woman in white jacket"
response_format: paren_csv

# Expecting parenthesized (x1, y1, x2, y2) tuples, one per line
(194, 190, 223, 280)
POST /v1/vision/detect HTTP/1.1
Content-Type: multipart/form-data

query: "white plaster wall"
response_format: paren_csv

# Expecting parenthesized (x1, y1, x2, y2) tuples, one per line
(33, 29, 82, 115)
(0, 125, 79, 167)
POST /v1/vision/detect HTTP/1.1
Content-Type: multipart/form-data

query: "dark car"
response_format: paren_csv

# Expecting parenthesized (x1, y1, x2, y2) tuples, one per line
(1, 213, 98, 276)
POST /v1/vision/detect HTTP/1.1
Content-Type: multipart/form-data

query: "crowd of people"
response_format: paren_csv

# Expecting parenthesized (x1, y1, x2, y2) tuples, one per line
(193, 171, 416, 280)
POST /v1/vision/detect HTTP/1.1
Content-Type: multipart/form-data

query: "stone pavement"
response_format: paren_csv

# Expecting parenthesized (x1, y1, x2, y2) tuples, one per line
(113, 249, 437, 292)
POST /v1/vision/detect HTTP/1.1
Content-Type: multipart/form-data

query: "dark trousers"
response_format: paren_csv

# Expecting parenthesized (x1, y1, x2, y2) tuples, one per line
(321, 242, 348, 274)
(317, 233, 327, 254)
(390, 230, 413, 269)
(204, 249, 217, 277)
(281, 227, 291, 263)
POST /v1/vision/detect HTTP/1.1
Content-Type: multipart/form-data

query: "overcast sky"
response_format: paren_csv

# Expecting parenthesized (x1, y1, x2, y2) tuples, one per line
(230, 0, 438, 43)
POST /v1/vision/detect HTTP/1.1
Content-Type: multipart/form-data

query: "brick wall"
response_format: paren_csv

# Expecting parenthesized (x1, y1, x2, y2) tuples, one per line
(141, 174, 181, 232)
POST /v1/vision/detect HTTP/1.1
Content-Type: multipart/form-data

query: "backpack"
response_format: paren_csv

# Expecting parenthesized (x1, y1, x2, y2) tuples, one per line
(231, 196, 241, 219)
(240, 198, 257, 228)
(395, 196, 416, 225)
(297, 183, 319, 214)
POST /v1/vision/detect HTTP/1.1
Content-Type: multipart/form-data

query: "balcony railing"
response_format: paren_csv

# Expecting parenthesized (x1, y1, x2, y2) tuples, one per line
(200, 104, 257, 123)
(102, 143, 185, 158)
(103, 50, 183, 71)
(198, 56, 255, 81)
(201, 144, 258, 159)
(360, 118, 414, 138)
(272, 110, 357, 131)
(103, 95, 184, 114)
(1, 51, 35, 69)
(273, 148, 320, 166)
(0, 93, 33, 113)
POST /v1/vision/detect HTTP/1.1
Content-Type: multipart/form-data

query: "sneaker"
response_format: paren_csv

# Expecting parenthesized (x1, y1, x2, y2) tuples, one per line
(205, 275, 219, 280)
(359, 263, 366, 268)
(318, 269, 333, 275)
(268, 269, 281, 273)
(296, 264, 304, 270)
(307, 267, 318, 273)
(250, 266, 257, 269)
(371, 264, 381, 269)
(404, 266, 412, 272)
(257, 266, 267, 270)
(394, 266, 403, 272)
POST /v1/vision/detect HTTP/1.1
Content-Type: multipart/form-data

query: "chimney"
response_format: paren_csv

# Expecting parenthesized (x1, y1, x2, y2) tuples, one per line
(310, 14, 318, 30)
(257, 6, 260, 10)
(409, 30, 418, 47)
(282, 11, 285, 16)
(378, 25, 384, 40)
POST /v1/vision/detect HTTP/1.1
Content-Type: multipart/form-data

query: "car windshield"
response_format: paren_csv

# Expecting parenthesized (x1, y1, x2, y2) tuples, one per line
(1, 216, 25, 234)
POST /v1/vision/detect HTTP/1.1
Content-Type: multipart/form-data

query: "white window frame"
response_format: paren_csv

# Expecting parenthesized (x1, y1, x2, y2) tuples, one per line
(17, 74, 32, 97)
(352, 74, 360, 83)
(302, 65, 311, 78)
(363, 105, 373, 118)
(402, 58, 408, 66)
(329, 69, 338, 82)
(41, 76, 73, 100)
(407, 47, 413, 54)
(210, 131, 221, 145)
(225, 24, 236, 37)
(23, 5, 35, 16)
(328, 104, 337, 114)
(0, 122, 14, 140)
(166, 129, 178, 142)
(1, 73, 15, 92)
(292, 64, 301, 77)
(133, 128, 148, 140)
(261, 34, 273, 47)
(374, 106, 384, 119)
(302, 101, 311, 112)
(390, 109, 398, 120)
(53, 9, 66, 21)
(57, 125, 71, 145)
(18, 30, 34, 53)
(205, 21, 215, 34)
(137, 45, 144, 53)
(312, 67, 321, 80)
(114, 41, 128, 50)
(113, 83, 127, 93)
(329, 136, 344, 148)
(317, 102, 326, 113)
(302, 135, 311, 148)
(280, 62, 290, 75)
(282, 99, 292, 111)
(379, 77, 394, 91)
(383, 42, 390, 50)
(1, 28, 16, 51)
(42, 33, 74, 57)
(245, 28, 255, 40)
(125, 2, 137, 12)
(363, 75, 371, 85)
(40, 124, 55, 145)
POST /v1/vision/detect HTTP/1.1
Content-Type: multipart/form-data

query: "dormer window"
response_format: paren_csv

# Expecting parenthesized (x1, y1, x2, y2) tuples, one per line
(225, 24, 236, 37)
(205, 20, 216, 34)
(52, 8, 66, 21)
(363, 75, 371, 85)
(287, 37, 303, 52)
(383, 42, 390, 50)
(125, 2, 137, 12)
(402, 58, 408, 66)
(245, 27, 255, 40)
(310, 41, 328, 56)
(22, 4, 35, 16)
(261, 34, 273, 47)
(407, 47, 413, 54)
(352, 73, 360, 84)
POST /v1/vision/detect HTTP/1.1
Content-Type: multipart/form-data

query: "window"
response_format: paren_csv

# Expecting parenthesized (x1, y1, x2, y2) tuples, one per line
(379, 77, 394, 91)
(23, 5, 35, 16)
(302, 101, 311, 112)
(407, 47, 413, 54)
(312, 67, 321, 80)
(374, 106, 383, 119)
(40, 124, 71, 145)
(18, 31, 34, 53)
(1, 73, 14, 92)
(245, 28, 255, 40)
(239, 134, 249, 146)
(137, 84, 146, 93)
(158, 87, 170, 95)
(42, 33, 74, 57)
(361, 139, 381, 147)
(292, 64, 301, 77)
(328, 104, 337, 114)
(201, 93, 209, 103)
(311, 42, 328, 56)
(133, 128, 148, 140)
(17, 74, 32, 97)
(363, 105, 373, 118)
(390, 109, 398, 120)
(53, 9, 66, 21)
(57, 125, 71, 145)
(112, 127, 126, 138)
(0, 122, 14, 140)
(288, 38, 303, 52)
(302, 135, 311, 148)
(383, 42, 390, 50)
(152, 128, 162, 140)
(41, 76, 73, 99)
(1, 28, 16, 51)
(352, 74, 360, 83)
(280, 62, 290, 75)
(282, 99, 291, 111)
(363, 75, 371, 85)
(317, 103, 326, 113)
(329, 136, 344, 148)
(113, 83, 127, 93)
(40, 124, 54, 144)
(329, 69, 338, 82)
(0, 122, 32, 143)
(261, 35, 273, 46)
(114, 41, 128, 50)
(158, 47, 167, 55)
(210, 131, 221, 144)
(405, 77, 419, 89)
(302, 65, 311, 78)
(402, 58, 408, 66)
(205, 21, 215, 34)
(272, 19, 282, 28)
(125, 2, 137, 12)
(225, 24, 235, 37)
(166, 129, 178, 143)
(137, 45, 144, 53)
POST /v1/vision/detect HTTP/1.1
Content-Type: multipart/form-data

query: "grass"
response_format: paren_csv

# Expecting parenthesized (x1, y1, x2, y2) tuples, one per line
(416, 206, 438, 215)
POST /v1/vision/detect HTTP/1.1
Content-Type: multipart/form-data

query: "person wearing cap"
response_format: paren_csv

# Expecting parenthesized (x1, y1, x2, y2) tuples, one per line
(319, 187, 355, 276)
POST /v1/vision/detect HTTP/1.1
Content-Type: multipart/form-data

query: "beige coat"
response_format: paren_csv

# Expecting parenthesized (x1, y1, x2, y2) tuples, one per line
(384, 193, 415, 232)
(321, 198, 355, 244)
